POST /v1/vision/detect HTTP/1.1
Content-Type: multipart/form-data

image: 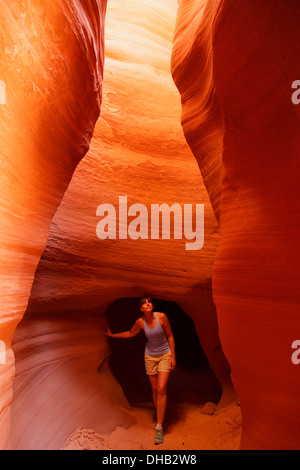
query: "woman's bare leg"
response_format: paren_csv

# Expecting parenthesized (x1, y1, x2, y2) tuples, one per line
(156, 371, 170, 426)
(148, 374, 158, 410)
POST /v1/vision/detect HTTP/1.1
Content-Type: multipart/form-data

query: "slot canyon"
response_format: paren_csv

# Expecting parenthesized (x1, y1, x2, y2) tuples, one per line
(0, 0, 300, 451)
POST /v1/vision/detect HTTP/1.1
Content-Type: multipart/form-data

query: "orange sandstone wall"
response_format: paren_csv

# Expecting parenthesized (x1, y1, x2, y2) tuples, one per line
(172, 0, 300, 450)
(171, 0, 224, 221)
(0, 0, 107, 449)
(10, 0, 232, 450)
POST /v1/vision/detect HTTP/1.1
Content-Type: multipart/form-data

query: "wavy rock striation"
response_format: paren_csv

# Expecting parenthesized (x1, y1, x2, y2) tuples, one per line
(172, 0, 300, 450)
(171, 0, 224, 221)
(10, 0, 233, 450)
(0, 0, 107, 449)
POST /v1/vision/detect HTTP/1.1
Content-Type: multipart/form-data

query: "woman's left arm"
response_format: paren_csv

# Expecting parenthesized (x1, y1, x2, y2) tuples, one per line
(160, 314, 176, 371)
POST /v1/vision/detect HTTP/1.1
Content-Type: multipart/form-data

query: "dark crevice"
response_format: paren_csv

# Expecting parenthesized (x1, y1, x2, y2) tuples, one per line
(105, 297, 222, 409)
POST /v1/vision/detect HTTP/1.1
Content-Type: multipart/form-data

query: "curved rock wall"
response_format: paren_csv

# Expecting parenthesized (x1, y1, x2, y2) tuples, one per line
(171, 0, 224, 221)
(0, 0, 107, 449)
(172, 0, 300, 450)
(10, 0, 232, 450)
(6, 0, 300, 451)
(11, 314, 133, 450)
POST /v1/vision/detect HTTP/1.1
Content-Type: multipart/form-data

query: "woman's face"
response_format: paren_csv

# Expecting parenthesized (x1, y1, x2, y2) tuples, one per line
(140, 300, 153, 314)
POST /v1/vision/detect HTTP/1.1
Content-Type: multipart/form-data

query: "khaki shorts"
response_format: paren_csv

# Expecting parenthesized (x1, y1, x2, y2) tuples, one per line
(144, 350, 172, 375)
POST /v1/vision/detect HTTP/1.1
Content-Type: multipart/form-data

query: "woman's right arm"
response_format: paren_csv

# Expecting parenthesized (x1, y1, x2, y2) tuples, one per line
(103, 319, 142, 339)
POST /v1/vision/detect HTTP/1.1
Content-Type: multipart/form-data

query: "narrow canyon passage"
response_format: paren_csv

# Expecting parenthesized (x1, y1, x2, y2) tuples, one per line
(1, 0, 300, 452)
(9, 0, 233, 450)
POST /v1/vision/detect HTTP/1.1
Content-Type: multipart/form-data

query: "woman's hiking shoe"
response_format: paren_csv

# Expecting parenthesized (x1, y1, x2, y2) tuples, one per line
(154, 428, 164, 445)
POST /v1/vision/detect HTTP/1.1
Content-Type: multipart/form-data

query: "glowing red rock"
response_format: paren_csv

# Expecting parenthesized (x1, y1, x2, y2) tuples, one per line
(9, 0, 232, 450)
(0, 0, 107, 449)
(172, 0, 300, 450)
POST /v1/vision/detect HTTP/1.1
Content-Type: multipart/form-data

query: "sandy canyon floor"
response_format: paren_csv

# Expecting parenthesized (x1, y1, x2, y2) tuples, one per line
(62, 401, 241, 451)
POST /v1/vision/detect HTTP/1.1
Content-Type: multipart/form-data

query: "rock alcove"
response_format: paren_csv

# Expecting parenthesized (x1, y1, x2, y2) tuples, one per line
(105, 297, 222, 408)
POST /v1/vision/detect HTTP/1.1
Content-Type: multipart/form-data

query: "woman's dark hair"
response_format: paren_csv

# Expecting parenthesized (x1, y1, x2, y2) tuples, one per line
(140, 296, 153, 308)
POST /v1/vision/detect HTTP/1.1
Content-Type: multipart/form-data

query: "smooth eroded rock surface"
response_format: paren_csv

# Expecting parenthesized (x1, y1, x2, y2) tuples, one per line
(172, 0, 300, 450)
(10, 0, 233, 450)
(0, 0, 107, 449)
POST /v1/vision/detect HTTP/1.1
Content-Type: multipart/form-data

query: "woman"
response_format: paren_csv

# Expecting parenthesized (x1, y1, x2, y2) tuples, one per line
(103, 297, 176, 445)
